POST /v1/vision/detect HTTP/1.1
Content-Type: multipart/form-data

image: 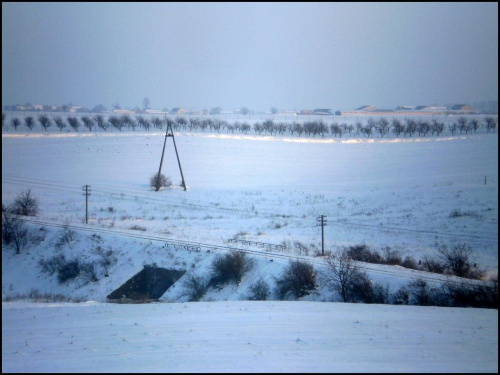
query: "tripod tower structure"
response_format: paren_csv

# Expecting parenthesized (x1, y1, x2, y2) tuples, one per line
(156, 116, 187, 191)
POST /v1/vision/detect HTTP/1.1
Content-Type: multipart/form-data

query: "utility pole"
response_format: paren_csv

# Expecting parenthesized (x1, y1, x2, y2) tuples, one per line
(156, 116, 187, 191)
(316, 215, 327, 256)
(82, 185, 91, 224)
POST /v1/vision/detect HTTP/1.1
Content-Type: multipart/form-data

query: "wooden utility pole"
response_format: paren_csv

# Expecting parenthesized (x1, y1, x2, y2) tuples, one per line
(82, 185, 91, 224)
(156, 116, 187, 191)
(317, 215, 327, 256)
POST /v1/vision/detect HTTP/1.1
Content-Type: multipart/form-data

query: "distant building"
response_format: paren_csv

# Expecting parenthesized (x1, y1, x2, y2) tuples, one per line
(313, 109, 332, 115)
(355, 105, 377, 111)
(300, 110, 314, 115)
(146, 109, 164, 114)
(113, 109, 134, 114)
(169, 108, 186, 115)
(451, 104, 472, 112)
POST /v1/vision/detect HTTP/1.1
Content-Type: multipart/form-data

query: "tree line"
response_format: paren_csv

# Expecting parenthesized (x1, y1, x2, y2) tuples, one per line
(2, 112, 497, 138)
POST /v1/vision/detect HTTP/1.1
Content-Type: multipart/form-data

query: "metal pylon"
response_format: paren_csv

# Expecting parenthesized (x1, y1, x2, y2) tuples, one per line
(156, 117, 187, 191)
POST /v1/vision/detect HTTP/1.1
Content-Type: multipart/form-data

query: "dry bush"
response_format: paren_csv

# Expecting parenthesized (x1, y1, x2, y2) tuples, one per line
(275, 260, 316, 299)
(437, 243, 486, 279)
(247, 277, 270, 300)
(209, 251, 254, 287)
(150, 173, 172, 189)
(180, 273, 209, 301)
(346, 244, 383, 264)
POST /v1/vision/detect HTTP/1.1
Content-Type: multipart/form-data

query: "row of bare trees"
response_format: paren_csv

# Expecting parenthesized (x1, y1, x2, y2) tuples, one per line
(3, 112, 497, 137)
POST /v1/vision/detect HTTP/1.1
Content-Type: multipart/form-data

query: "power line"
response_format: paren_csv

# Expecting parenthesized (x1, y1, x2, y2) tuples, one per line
(3, 175, 497, 241)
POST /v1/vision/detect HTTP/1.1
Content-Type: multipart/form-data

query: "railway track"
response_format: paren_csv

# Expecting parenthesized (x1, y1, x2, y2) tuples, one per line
(18, 216, 487, 288)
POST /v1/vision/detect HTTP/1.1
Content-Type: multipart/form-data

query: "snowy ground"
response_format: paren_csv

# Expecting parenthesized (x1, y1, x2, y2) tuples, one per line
(2, 118, 498, 372)
(2, 301, 498, 372)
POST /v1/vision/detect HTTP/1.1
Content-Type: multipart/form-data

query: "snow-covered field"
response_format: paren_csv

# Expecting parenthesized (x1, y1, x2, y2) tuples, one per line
(2, 118, 498, 372)
(2, 301, 498, 372)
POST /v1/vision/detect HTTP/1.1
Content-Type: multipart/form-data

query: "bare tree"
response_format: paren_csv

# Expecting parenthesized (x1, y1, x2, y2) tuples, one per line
(91, 104, 106, 113)
(330, 122, 343, 137)
(322, 248, 362, 302)
(362, 123, 373, 138)
(431, 119, 445, 136)
(293, 122, 303, 137)
(175, 116, 187, 130)
(53, 117, 67, 132)
(405, 118, 416, 137)
(81, 116, 95, 132)
(468, 118, 480, 133)
(240, 107, 249, 116)
(270, 107, 278, 114)
(151, 116, 164, 130)
(209, 107, 221, 115)
(354, 121, 363, 137)
(94, 115, 108, 131)
(240, 122, 251, 134)
(108, 116, 124, 131)
(376, 118, 390, 138)
(67, 116, 81, 132)
(457, 117, 468, 134)
(24, 116, 36, 131)
(37, 114, 52, 131)
(119, 114, 135, 130)
(11, 117, 21, 131)
(136, 116, 150, 131)
(391, 118, 404, 137)
(416, 120, 430, 136)
(2, 212, 28, 254)
(345, 123, 354, 137)
(485, 116, 497, 133)
(448, 122, 457, 136)
(11, 189, 39, 216)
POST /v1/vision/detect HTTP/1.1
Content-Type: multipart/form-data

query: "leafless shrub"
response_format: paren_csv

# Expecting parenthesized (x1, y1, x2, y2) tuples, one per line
(275, 259, 316, 299)
(441, 279, 498, 309)
(382, 246, 402, 265)
(421, 255, 446, 274)
(38, 254, 66, 275)
(346, 244, 383, 264)
(3, 289, 85, 303)
(130, 225, 147, 232)
(293, 240, 309, 256)
(55, 226, 76, 249)
(405, 278, 442, 306)
(150, 173, 172, 189)
(401, 256, 420, 270)
(57, 257, 83, 283)
(93, 246, 117, 276)
(437, 243, 486, 279)
(322, 248, 387, 303)
(180, 273, 209, 301)
(209, 251, 254, 287)
(247, 277, 270, 300)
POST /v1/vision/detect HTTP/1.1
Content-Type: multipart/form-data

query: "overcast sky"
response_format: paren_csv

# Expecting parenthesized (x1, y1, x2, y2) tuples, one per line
(2, 2, 498, 111)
